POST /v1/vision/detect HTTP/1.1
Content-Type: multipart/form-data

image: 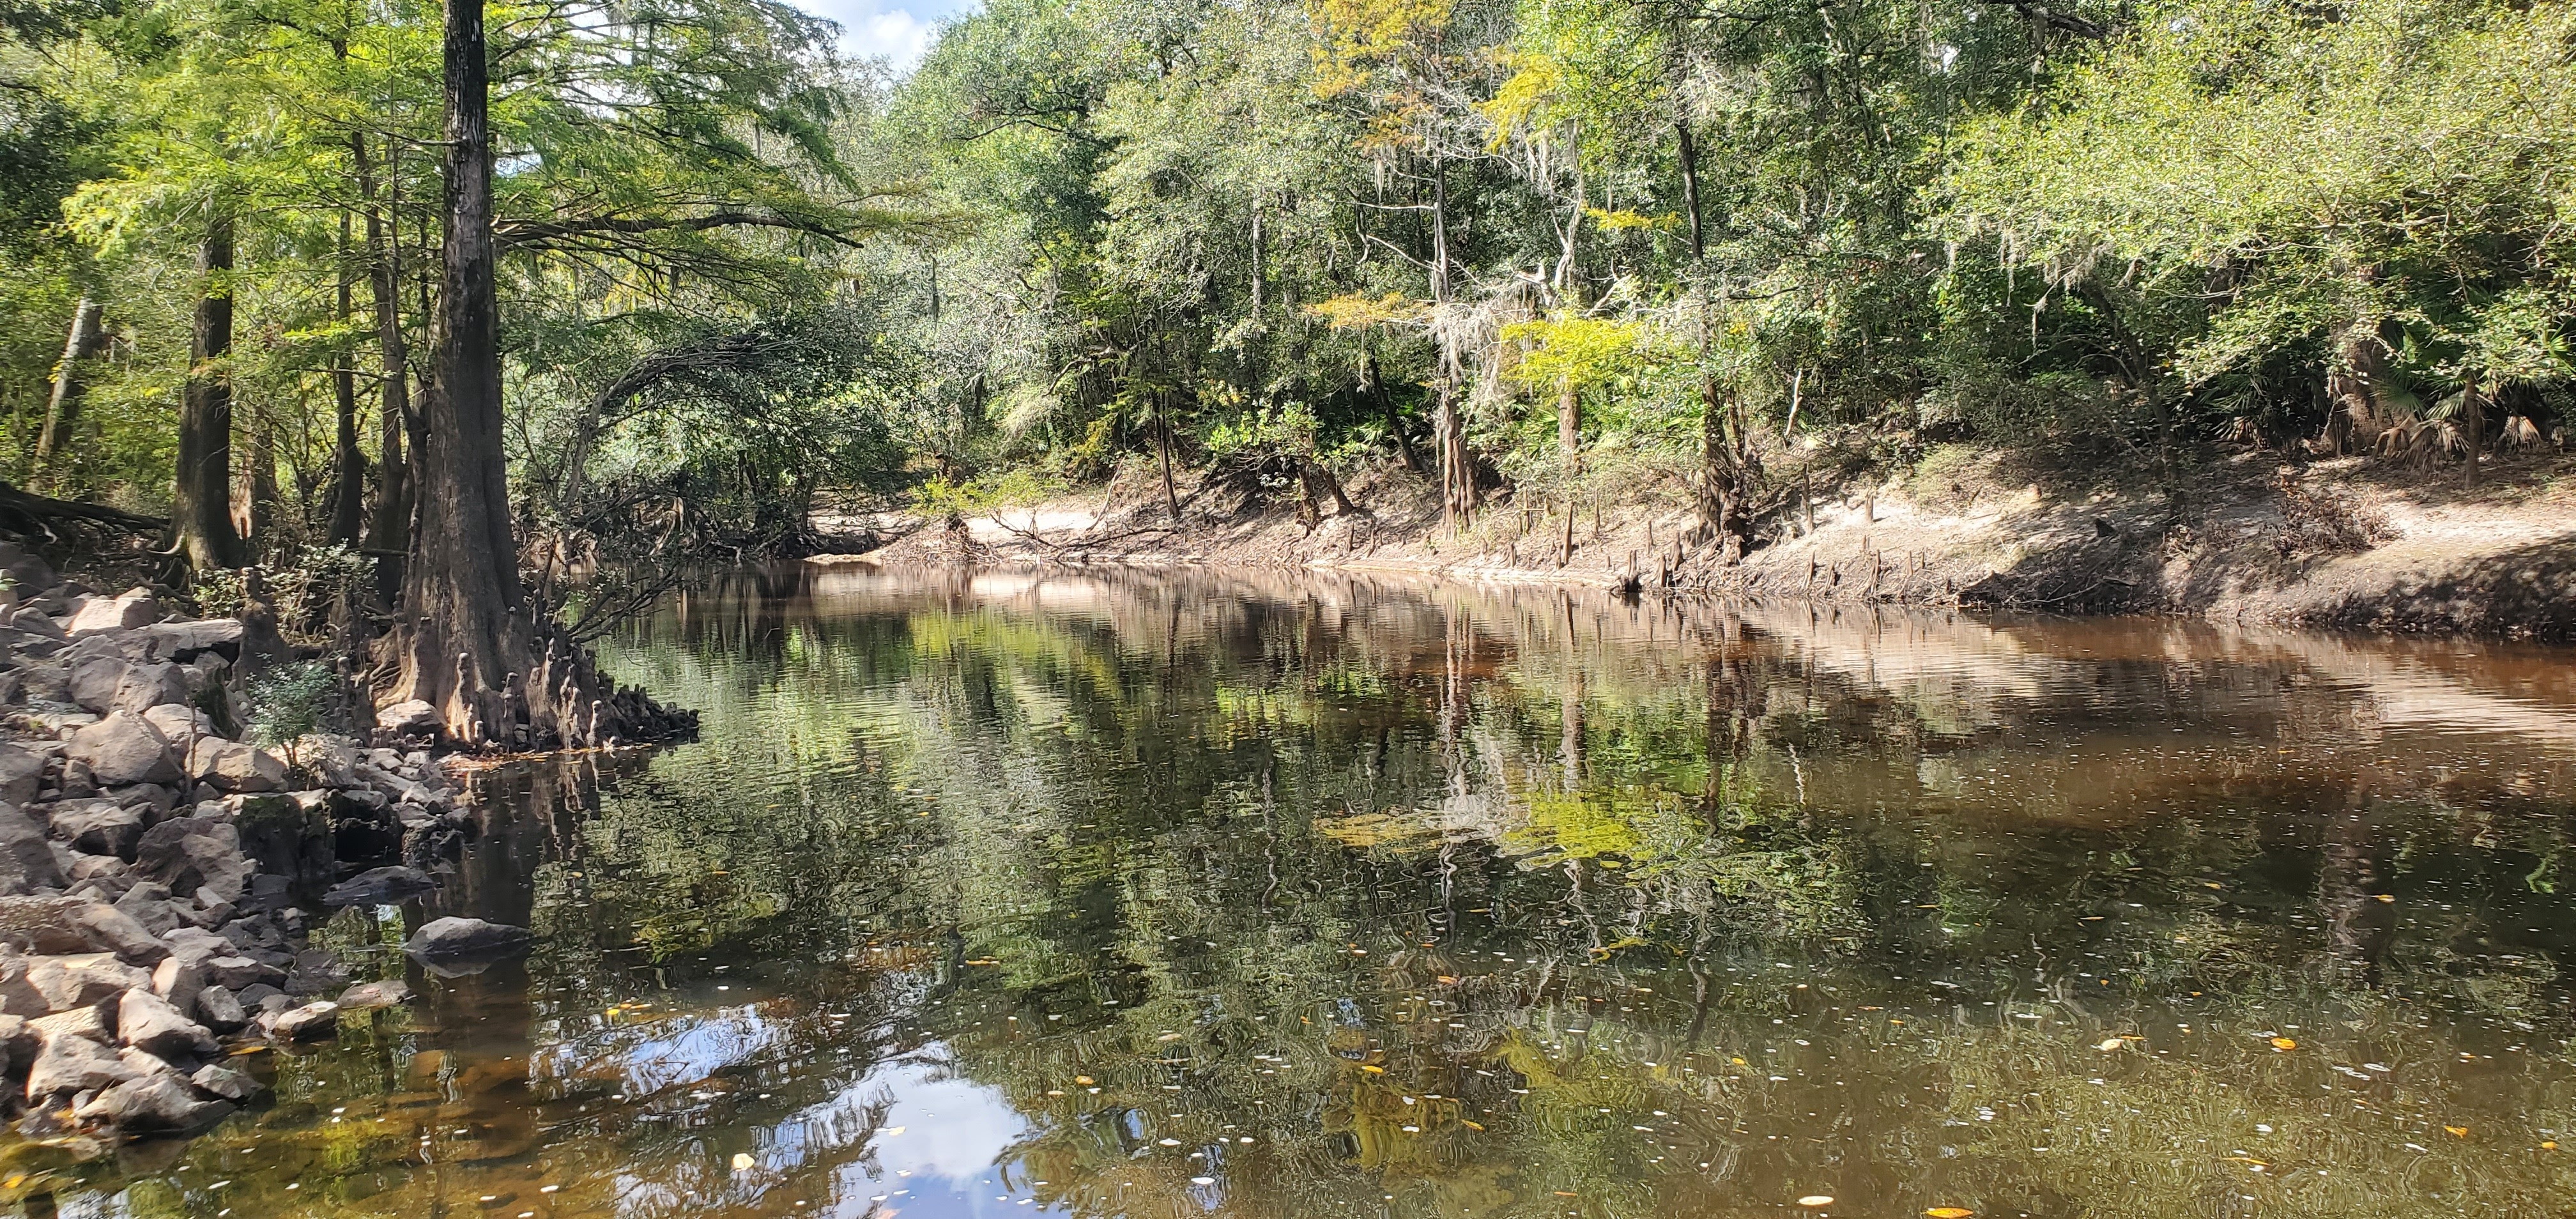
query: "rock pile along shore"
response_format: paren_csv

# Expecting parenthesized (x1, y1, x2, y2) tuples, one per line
(0, 542, 525, 1138)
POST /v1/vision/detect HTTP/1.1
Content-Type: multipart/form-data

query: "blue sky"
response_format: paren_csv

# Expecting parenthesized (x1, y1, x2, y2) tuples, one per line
(792, 0, 976, 72)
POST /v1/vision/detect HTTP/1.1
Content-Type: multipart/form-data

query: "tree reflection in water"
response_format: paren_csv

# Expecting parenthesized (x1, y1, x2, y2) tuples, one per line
(15, 565, 2576, 1218)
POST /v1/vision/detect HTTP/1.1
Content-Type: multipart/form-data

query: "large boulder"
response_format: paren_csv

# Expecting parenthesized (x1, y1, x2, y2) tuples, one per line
(0, 896, 169, 964)
(26, 953, 150, 1013)
(69, 659, 189, 717)
(72, 1073, 233, 1131)
(24, 1018, 139, 1100)
(227, 793, 335, 892)
(0, 802, 63, 893)
(48, 799, 146, 858)
(374, 699, 439, 737)
(63, 712, 180, 787)
(117, 986, 217, 1058)
(65, 588, 162, 636)
(185, 739, 284, 793)
(0, 744, 45, 805)
(141, 703, 217, 744)
(134, 818, 252, 905)
(402, 917, 532, 970)
(134, 618, 243, 661)
(193, 986, 247, 1032)
(322, 865, 436, 908)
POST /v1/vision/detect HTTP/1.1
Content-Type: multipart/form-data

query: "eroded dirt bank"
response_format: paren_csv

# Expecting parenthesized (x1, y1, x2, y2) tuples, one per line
(820, 448, 2576, 642)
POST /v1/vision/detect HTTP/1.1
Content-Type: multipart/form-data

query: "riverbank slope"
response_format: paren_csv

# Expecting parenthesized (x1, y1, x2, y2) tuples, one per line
(822, 446, 2576, 642)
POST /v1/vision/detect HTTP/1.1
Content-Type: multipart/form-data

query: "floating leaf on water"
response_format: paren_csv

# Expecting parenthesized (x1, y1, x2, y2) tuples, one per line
(1074, 1076, 1096, 1085)
(1926, 1209, 1975, 1218)
(731, 1153, 755, 1170)
(2374, 894, 2396, 902)
(2270, 1038, 2297, 1050)
(1361, 1064, 1386, 1074)
(1190, 1176, 1216, 1185)
(883, 1126, 905, 1136)
(1158, 1138, 1183, 1146)
(2445, 1126, 2469, 1138)
(2095, 1039, 2124, 1052)
(1461, 1120, 1485, 1131)
(1797, 1195, 1835, 1208)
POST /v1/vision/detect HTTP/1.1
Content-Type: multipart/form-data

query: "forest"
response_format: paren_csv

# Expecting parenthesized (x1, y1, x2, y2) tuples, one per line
(6, 0, 2576, 732)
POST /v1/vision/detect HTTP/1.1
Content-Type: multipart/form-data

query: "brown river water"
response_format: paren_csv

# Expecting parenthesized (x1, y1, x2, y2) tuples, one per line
(10, 565, 2576, 1218)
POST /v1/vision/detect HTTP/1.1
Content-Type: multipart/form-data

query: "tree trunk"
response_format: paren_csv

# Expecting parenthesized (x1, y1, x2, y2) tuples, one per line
(176, 220, 245, 571)
(34, 296, 108, 485)
(1362, 347, 1420, 471)
(1430, 155, 1472, 529)
(330, 208, 365, 546)
(1676, 116, 1745, 563)
(1558, 380, 1580, 461)
(1157, 399, 1180, 522)
(244, 408, 279, 546)
(358, 134, 413, 603)
(387, 0, 689, 750)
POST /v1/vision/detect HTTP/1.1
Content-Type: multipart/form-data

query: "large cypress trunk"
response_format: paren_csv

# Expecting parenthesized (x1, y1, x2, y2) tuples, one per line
(356, 134, 412, 567)
(175, 220, 245, 571)
(385, 0, 690, 749)
(329, 209, 365, 546)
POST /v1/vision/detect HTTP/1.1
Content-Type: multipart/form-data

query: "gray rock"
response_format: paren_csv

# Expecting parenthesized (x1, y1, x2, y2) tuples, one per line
(27, 1001, 109, 1043)
(323, 865, 438, 908)
(48, 798, 146, 858)
(63, 712, 180, 787)
(113, 880, 182, 937)
(402, 916, 532, 963)
(65, 588, 161, 636)
(189, 1061, 261, 1101)
(140, 703, 217, 744)
(26, 953, 150, 1013)
(265, 999, 338, 1041)
(150, 953, 201, 1013)
(375, 699, 438, 736)
(185, 739, 284, 793)
(0, 896, 169, 964)
(336, 978, 413, 1011)
(117, 986, 216, 1058)
(24, 1020, 137, 1100)
(0, 744, 45, 804)
(68, 660, 188, 717)
(134, 818, 252, 905)
(72, 1073, 233, 1130)
(0, 946, 45, 1015)
(193, 986, 245, 1032)
(8, 606, 66, 640)
(135, 618, 243, 660)
(293, 733, 362, 787)
(0, 802, 63, 893)
(284, 949, 350, 997)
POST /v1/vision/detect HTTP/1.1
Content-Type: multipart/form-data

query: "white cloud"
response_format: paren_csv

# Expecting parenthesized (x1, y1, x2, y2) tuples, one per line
(790, 0, 974, 73)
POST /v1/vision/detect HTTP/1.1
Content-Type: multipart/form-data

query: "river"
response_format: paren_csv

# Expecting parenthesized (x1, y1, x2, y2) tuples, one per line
(14, 565, 2576, 1218)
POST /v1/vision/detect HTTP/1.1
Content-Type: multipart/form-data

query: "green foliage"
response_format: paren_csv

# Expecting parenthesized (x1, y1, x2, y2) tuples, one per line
(241, 658, 337, 747)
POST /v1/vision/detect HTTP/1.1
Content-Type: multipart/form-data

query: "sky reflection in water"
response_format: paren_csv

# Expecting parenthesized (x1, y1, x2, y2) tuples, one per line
(14, 565, 2576, 1218)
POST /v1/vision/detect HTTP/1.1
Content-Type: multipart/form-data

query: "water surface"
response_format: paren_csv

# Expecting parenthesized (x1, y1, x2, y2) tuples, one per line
(17, 567, 2576, 1218)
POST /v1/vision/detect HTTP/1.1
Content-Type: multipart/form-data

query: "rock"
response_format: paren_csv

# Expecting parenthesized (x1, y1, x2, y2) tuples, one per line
(292, 733, 362, 787)
(109, 783, 178, 817)
(141, 703, 217, 744)
(265, 999, 338, 1041)
(47, 798, 146, 858)
(25, 953, 150, 1013)
(134, 618, 243, 661)
(234, 983, 284, 1013)
(151, 953, 202, 1013)
(134, 818, 252, 905)
(375, 699, 438, 737)
(72, 1073, 232, 1130)
(8, 607, 66, 640)
(68, 660, 189, 717)
(0, 896, 168, 964)
(113, 881, 182, 937)
(284, 949, 349, 997)
(189, 1061, 261, 1101)
(63, 712, 180, 787)
(0, 946, 44, 1015)
(24, 1022, 139, 1100)
(336, 979, 412, 1011)
(27, 1002, 109, 1043)
(193, 986, 245, 1032)
(65, 588, 161, 636)
(117, 986, 217, 1058)
(0, 802, 63, 893)
(0, 744, 47, 804)
(65, 852, 126, 884)
(402, 917, 532, 964)
(201, 953, 280, 990)
(228, 792, 335, 892)
(185, 739, 285, 793)
(323, 865, 438, 908)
